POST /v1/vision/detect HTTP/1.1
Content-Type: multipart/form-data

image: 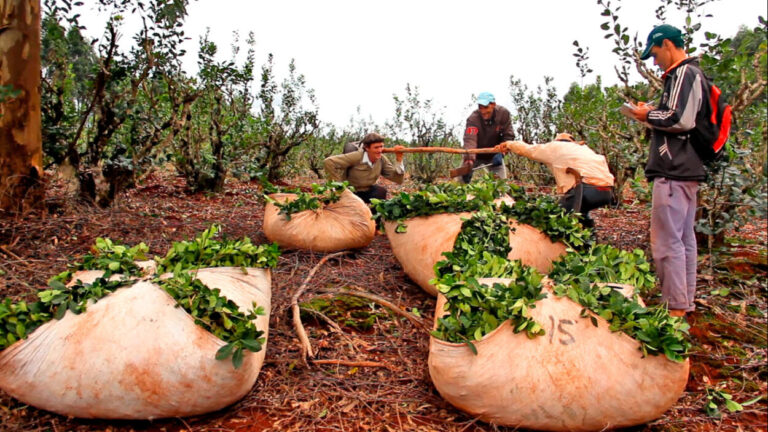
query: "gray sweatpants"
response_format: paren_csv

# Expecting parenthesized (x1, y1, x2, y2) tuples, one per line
(650, 178, 699, 311)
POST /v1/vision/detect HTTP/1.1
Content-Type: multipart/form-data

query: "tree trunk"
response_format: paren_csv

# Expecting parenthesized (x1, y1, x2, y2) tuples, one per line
(0, 0, 44, 213)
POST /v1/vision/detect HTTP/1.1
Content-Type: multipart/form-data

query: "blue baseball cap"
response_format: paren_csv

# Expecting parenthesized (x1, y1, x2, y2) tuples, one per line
(640, 24, 684, 60)
(477, 92, 495, 106)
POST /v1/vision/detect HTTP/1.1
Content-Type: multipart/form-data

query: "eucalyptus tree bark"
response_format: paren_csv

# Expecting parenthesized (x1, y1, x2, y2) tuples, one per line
(0, 0, 43, 213)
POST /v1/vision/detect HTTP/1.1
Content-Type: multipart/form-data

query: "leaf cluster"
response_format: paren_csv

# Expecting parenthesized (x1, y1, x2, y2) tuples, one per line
(430, 209, 547, 350)
(371, 177, 519, 231)
(265, 181, 351, 221)
(51, 237, 149, 284)
(158, 271, 266, 369)
(155, 224, 280, 274)
(498, 194, 592, 249)
(431, 273, 546, 352)
(434, 209, 512, 278)
(0, 299, 50, 350)
(548, 244, 656, 293)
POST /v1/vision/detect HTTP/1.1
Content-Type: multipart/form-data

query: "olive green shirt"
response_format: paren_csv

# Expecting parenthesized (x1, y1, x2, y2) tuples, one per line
(323, 150, 405, 191)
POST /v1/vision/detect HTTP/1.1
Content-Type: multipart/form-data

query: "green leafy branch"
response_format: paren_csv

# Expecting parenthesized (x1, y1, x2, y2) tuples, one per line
(264, 181, 351, 221)
(705, 385, 763, 418)
(498, 194, 592, 249)
(155, 224, 280, 274)
(371, 176, 520, 232)
(50, 237, 149, 284)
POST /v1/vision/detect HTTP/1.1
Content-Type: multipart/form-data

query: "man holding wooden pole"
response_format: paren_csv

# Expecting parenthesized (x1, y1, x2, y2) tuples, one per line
(323, 133, 406, 203)
(456, 92, 516, 182)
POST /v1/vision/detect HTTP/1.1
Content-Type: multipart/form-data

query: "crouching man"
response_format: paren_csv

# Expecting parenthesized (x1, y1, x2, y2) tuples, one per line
(503, 133, 615, 227)
(323, 133, 405, 203)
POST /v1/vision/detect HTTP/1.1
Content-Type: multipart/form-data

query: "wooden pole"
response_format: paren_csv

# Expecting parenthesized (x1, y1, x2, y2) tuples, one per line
(381, 147, 502, 154)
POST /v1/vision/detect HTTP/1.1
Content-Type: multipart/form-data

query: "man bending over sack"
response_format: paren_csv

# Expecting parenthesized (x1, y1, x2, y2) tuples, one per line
(503, 133, 615, 227)
(324, 132, 405, 204)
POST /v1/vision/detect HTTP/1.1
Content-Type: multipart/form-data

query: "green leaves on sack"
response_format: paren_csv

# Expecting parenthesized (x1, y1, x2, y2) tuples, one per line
(265, 181, 350, 221)
(50, 238, 149, 285)
(0, 277, 131, 350)
(159, 271, 266, 369)
(155, 224, 280, 273)
(371, 178, 521, 231)
(549, 245, 690, 362)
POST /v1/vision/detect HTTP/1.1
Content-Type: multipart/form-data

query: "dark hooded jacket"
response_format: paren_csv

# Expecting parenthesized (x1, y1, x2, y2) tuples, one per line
(644, 57, 707, 182)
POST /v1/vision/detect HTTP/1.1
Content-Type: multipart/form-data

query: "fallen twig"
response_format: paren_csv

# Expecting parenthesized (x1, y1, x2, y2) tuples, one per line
(291, 251, 350, 364)
(318, 286, 429, 330)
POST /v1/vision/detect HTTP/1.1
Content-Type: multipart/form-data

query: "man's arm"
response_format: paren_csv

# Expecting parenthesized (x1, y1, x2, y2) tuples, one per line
(632, 65, 703, 132)
(323, 152, 358, 181)
(380, 153, 405, 185)
(462, 114, 481, 164)
(505, 141, 556, 164)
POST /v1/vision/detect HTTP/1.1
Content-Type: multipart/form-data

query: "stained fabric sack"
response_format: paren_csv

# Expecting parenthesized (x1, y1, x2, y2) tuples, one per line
(385, 215, 566, 296)
(0, 267, 271, 420)
(263, 189, 376, 252)
(428, 278, 689, 431)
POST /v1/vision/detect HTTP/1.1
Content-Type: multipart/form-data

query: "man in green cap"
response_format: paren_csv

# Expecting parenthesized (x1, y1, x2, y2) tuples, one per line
(626, 24, 708, 318)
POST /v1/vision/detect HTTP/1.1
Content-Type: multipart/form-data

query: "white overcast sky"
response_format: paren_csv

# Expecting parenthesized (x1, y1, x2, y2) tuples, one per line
(78, 0, 767, 129)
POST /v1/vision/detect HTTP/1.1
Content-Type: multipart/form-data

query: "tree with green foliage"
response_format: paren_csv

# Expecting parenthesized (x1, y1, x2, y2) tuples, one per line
(385, 84, 459, 184)
(171, 30, 256, 192)
(255, 55, 320, 181)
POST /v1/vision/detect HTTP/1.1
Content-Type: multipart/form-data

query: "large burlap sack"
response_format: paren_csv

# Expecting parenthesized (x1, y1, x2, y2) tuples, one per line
(428, 278, 689, 431)
(385, 215, 567, 296)
(0, 267, 271, 419)
(263, 189, 376, 252)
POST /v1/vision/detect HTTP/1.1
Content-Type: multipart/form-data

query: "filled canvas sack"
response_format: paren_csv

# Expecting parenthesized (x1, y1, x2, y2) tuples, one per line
(385, 215, 567, 296)
(263, 190, 376, 252)
(428, 278, 689, 431)
(0, 267, 271, 420)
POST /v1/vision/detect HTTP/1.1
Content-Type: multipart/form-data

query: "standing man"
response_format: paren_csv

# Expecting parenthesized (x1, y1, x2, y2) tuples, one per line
(627, 24, 708, 318)
(460, 92, 516, 182)
(324, 132, 405, 203)
(504, 133, 615, 227)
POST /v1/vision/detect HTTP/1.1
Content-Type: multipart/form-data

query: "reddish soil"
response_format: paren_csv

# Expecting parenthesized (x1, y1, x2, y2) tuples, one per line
(0, 173, 765, 431)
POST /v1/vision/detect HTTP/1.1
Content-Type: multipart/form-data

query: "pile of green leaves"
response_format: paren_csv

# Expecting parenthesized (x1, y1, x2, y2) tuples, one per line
(548, 245, 689, 361)
(498, 195, 592, 249)
(431, 271, 547, 352)
(51, 238, 149, 284)
(265, 181, 351, 221)
(156, 224, 280, 274)
(548, 244, 656, 293)
(372, 177, 520, 232)
(434, 209, 512, 278)
(158, 272, 266, 368)
(430, 210, 548, 350)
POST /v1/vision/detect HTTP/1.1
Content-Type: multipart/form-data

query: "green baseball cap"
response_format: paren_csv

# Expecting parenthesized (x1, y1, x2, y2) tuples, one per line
(640, 24, 683, 60)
